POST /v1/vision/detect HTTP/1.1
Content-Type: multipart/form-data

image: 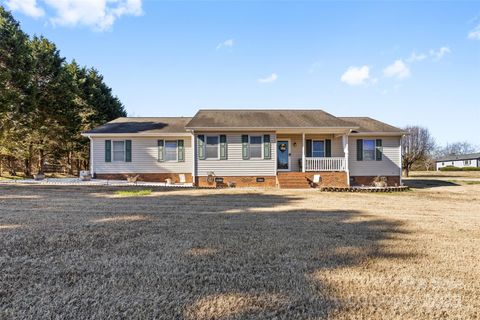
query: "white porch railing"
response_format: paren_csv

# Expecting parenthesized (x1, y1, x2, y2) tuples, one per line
(305, 157, 347, 172)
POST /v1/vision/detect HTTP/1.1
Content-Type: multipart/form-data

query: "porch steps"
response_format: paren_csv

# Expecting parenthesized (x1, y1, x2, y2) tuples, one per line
(277, 172, 312, 189)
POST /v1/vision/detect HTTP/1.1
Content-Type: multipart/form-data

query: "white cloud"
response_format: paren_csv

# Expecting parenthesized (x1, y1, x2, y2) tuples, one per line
(5, 0, 143, 31)
(308, 61, 322, 74)
(383, 60, 410, 80)
(429, 46, 451, 60)
(216, 39, 234, 50)
(406, 52, 427, 63)
(5, 0, 45, 18)
(340, 66, 372, 86)
(468, 24, 480, 40)
(257, 73, 278, 84)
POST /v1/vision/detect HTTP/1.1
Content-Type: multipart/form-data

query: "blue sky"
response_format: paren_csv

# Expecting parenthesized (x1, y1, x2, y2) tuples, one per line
(4, 0, 480, 146)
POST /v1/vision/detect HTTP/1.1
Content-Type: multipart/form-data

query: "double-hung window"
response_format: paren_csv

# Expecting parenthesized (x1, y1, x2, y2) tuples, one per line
(249, 136, 262, 158)
(113, 141, 125, 162)
(363, 139, 376, 161)
(205, 136, 219, 159)
(165, 141, 178, 161)
(312, 140, 325, 157)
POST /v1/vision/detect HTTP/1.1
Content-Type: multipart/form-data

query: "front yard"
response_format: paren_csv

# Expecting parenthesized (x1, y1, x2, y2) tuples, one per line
(0, 183, 479, 319)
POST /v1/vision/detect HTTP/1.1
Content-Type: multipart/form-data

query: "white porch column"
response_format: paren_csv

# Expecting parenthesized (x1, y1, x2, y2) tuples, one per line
(343, 134, 350, 186)
(302, 132, 305, 172)
(191, 131, 196, 185)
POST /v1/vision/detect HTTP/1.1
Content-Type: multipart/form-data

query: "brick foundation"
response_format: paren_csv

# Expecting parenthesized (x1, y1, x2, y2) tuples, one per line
(350, 176, 401, 187)
(308, 172, 348, 187)
(195, 176, 277, 188)
(277, 172, 348, 188)
(95, 173, 193, 183)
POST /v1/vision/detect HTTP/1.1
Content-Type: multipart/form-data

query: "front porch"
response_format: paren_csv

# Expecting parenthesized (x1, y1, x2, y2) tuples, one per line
(275, 132, 350, 188)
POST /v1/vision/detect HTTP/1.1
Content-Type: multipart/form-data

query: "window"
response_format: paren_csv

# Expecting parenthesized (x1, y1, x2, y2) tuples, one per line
(465, 160, 471, 165)
(249, 136, 262, 158)
(363, 139, 376, 161)
(165, 141, 177, 161)
(113, 141, 125, 161)
(205, 136, 219, 159)
(312, 140, 325, 157)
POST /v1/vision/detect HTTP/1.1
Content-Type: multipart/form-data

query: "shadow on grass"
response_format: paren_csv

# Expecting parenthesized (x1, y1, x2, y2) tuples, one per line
(403, 179, 459, 189)
(0, 186, 414, 319)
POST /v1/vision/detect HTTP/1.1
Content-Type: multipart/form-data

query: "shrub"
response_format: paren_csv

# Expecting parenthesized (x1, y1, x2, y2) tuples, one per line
(439, 166, 480, 171)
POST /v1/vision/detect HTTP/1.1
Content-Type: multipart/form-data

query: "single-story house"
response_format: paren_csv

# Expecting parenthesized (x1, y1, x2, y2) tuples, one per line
(81, 109, 406, 188)
(435, 153, 480, 170)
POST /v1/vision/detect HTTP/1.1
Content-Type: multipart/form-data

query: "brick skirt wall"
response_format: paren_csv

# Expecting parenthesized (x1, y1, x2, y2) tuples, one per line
(95, 173, 193, 183)
(195, 176, 277, 188)
(307, 172, 348, 187)
(351, 176, 401, 187)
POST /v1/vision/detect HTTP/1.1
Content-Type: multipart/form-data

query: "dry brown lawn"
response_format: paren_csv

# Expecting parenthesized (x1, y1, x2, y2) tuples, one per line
(409, 170, 480, 179)
(0, 184, 479, 319)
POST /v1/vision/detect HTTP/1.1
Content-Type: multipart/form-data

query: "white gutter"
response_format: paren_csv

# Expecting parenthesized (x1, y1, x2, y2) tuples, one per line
(80, 132, 191, 137)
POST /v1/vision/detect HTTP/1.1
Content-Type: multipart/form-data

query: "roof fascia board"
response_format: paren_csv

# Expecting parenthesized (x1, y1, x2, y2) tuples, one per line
(349, 132, 407, 136)
(81, 133, 191, 137)
(185, 126, 358, 131)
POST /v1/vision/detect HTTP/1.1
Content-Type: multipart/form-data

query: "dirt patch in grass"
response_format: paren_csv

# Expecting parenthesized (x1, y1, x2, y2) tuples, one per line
(0, 185, 478, 318)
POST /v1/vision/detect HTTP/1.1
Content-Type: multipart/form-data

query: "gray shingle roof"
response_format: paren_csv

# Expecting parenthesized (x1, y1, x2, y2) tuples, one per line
(338, 117, 406, 134)
(185, 109, 355, 129)
(436, 153, 480, 162)
(83, 117, 191, 134)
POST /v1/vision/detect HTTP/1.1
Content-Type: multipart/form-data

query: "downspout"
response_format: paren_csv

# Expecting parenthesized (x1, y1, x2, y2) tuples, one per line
(190, 130, 196, 186)
(88, 136, 94, 178)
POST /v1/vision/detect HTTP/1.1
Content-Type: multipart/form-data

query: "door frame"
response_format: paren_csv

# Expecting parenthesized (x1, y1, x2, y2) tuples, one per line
(276, 139, 291, 172)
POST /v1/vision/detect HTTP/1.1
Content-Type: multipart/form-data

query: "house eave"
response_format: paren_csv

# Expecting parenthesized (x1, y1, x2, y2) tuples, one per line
(81, 132, 191, 138)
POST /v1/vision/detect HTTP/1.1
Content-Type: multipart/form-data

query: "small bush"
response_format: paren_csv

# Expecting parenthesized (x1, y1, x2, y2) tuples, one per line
(462, 167, 480, 171)
(439, 166, 480, 172)
(114, 189, 152, 197)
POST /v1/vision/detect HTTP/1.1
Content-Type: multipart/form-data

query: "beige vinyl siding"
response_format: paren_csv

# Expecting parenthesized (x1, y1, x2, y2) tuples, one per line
(91, 137, 192, 174)
(348, 136, 401, 176)
(195, 132, 276, 176)
(277, 134, 345, 172)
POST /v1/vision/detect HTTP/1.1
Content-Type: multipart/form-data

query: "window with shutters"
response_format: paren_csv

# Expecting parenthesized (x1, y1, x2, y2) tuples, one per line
(312, 140, 325, 157)
(205, 136, 219, 159)
(363, 139, 376, 161)
(249, 136, 262, 158)
(112, 141, 125, 162)
(165, 141, 178, 161)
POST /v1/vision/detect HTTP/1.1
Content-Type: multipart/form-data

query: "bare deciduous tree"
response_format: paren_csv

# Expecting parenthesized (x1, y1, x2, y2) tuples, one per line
(436, 141, 478, 157)
(401, 126, 436, 177)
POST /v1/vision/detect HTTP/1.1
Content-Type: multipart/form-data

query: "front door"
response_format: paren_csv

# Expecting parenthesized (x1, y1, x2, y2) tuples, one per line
(277, 140, 290, 171)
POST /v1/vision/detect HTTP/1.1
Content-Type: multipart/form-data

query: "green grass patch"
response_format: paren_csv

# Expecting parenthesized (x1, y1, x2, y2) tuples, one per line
(0, 176, 25, 181)
(114, 189, 152, 197)
(447, 180, 480, 185)
(440, 166, 480, 172)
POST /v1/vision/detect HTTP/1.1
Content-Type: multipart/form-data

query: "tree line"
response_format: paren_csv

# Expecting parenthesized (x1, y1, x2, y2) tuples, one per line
(401, 126, 478, 176)
(0, 6, 126, 177)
